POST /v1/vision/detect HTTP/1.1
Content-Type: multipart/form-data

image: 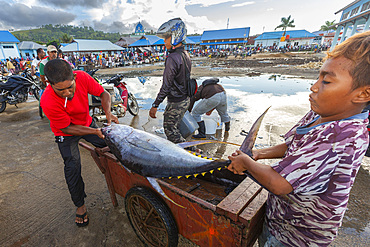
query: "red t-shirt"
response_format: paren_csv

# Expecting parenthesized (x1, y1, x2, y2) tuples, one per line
(40, 70, 104, 136)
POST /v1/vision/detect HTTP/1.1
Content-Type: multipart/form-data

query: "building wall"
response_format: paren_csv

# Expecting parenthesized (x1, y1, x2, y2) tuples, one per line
(340, 0, 369, 21)
(255, 38, 314, 47)
(20, 49, 37, 58)
(0, 43, 20, 60)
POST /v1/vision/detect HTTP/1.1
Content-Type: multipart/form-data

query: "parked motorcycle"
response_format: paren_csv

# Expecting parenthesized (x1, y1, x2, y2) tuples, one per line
(103, 73, 139, 116)
(87, 70, 139, 124)
(0, 70, 41, 113)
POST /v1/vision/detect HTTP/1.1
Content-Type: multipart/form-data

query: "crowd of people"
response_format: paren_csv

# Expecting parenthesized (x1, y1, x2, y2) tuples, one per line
(1, 40, 329, 78)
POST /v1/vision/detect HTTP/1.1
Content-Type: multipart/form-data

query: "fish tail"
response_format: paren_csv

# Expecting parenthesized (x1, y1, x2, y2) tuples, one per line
(147, 177, 186, 209)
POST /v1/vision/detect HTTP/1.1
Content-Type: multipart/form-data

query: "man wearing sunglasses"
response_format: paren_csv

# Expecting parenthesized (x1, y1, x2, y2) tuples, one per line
(40, 59, 119, 227)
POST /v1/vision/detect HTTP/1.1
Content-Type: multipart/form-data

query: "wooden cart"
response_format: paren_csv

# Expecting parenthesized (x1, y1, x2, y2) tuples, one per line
(80, 142, 267, 247)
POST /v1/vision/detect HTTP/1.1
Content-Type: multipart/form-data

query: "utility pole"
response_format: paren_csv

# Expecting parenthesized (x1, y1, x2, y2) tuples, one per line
(227, 18, 229, 29)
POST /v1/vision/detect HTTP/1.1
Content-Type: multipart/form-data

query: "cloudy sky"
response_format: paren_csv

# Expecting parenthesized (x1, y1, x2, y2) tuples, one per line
(1, 0, 351, 35)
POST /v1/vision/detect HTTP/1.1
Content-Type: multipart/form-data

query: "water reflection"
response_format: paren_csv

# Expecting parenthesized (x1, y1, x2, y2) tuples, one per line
(124, 74, 314, 113)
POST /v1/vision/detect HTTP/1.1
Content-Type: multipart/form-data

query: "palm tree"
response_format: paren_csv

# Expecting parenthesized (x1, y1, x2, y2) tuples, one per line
(320, 20, 336, 33)
(275, 15, 295, 36)
(60, 33, 72, 43)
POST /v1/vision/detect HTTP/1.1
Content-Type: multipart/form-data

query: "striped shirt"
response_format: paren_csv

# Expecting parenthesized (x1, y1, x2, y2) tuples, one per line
(266, 110, 368, 247)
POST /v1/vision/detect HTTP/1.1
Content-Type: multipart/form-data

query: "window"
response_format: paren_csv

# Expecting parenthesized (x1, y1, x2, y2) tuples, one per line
(350, 6, 359, 17)
(361, 1, 370, 12)
(342, 11, 349, 19)
(3, 45, 14, 49)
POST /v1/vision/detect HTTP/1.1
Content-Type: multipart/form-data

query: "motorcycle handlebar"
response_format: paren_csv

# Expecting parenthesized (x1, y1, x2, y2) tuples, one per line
(104, 74, 124, 85)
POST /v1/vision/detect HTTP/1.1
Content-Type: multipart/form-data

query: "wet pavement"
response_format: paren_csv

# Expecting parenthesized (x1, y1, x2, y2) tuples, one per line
(0, 95, 369, 246)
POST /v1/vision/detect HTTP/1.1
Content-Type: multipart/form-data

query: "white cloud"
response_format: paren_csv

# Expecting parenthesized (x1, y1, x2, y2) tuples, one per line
(267, 8, 273, 11)
(232, 1, 255, 7)
(85, 0, 216, 34)
(185, 0, 237, 7)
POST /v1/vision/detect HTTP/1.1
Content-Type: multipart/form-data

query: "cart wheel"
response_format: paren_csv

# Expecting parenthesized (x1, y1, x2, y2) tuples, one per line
(125, 187, 178, 247)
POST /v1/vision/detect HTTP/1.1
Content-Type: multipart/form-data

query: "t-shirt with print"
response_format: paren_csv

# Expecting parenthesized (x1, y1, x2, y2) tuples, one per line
(266, 110, 368, 247)
(40, 70, 104, 136)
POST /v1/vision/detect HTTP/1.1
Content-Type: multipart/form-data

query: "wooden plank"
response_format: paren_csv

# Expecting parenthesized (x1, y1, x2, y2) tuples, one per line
(216, 177, 261, 222)
(239, 188, 268, 227)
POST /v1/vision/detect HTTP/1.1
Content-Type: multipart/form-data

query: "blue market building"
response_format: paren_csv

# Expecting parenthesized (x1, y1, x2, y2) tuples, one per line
(0, 31, 20, 61)
(331, 0, 370, 50)
(200, 27, 250, 49)
(254, 30, 316, 48)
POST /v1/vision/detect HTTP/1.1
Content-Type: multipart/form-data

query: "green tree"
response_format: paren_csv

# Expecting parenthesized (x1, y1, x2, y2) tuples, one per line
(275, 15, 295, 36)
(61, 33, 72, 43)
(320, 20, 336, 33)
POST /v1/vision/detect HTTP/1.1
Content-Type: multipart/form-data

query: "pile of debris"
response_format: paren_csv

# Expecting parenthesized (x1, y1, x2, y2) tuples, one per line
(295, 61, 323, 69)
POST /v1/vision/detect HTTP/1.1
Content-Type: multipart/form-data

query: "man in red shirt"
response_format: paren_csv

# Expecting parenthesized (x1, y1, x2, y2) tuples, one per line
(40, 59, 119, 227)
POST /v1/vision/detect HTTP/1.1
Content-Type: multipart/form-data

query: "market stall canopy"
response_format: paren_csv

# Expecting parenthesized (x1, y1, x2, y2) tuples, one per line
(61, 39, 124, 52)
(129, 35, 161, 47)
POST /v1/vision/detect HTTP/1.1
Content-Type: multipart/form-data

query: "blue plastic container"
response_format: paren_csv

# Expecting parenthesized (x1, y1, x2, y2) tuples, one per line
(179, 111, 199, 138)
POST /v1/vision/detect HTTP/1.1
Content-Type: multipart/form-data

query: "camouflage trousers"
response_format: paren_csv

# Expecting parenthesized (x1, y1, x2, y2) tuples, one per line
(163, 97, 190, 143)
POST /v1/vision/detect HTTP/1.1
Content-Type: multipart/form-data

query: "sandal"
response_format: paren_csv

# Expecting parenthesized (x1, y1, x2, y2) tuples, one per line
(75, 212, 89, 227)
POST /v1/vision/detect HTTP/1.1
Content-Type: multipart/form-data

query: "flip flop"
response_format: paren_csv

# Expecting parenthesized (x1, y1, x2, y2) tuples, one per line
(75, 212, 89, 227)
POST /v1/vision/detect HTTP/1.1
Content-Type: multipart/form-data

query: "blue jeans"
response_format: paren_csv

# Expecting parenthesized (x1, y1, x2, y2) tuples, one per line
(191, 91, 230, 123)
(258, 222, 285, 247)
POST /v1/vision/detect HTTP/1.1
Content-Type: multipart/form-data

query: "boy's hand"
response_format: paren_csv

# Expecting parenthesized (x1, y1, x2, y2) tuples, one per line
(227, 150, 250, 175)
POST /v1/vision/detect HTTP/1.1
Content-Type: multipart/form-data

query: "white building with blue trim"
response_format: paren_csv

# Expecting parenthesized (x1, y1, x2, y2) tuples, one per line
(18, 41, 46, 59)
(0, 31, 20, 61)
(254, 30, 316, 48)
(331, 0, 370, 49)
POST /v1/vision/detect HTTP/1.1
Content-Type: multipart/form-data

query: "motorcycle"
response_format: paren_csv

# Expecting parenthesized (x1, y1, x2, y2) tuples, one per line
(87, 70, 139, 125)
(0, 69, 41, 113)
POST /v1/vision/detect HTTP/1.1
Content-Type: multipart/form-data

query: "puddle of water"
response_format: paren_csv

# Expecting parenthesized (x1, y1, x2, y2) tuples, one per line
(124, 75, 370, 173)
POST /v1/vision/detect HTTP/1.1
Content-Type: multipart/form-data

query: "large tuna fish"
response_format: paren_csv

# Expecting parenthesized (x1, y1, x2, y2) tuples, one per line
(101, 107, 270, 178)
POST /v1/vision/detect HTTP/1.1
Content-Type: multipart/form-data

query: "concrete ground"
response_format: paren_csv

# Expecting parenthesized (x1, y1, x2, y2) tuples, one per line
(0, 99, 369, 247)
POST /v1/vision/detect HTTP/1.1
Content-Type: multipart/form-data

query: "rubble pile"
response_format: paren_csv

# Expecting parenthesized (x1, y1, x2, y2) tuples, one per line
(295, 61, 323, 69)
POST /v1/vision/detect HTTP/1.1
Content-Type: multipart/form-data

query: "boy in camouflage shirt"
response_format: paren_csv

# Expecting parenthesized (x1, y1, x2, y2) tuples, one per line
(228, 31, 370, 246)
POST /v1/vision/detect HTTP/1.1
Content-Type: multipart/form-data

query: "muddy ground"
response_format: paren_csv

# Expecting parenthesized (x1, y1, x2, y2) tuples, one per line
(96, 51, 324, 80)
(1, 52, 369, 247)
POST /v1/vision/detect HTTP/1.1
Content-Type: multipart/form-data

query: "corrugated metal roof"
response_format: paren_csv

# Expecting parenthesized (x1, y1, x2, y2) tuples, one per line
(0, 30, 20, 43)
(18, 41, 45, 50)
(187, 36, 201, 44)
(201, 27, 250, 41)
(153, 39, 164, 45)
(255, 30, 316, 40)
(61, 39, 124, 52)
(115, 36, 139, 47)
(129, 35, 161, 47)
(200, 40, 248, 45)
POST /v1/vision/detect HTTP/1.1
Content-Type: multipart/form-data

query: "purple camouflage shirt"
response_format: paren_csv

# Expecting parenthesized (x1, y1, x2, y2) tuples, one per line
(266, 110, 368, 247)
